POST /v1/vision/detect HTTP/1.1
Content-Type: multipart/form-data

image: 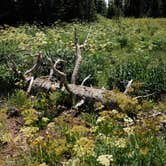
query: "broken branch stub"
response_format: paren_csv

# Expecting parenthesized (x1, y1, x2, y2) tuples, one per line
(24, 53, 43, 77)
(48, 58, 71, 93)
(71, 28, 82, 84)
(71, 27, 91, 85)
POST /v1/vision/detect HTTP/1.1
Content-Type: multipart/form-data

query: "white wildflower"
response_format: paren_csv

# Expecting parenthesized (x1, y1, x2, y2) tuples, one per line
(39, 163, 48, 166)
(123, 126, 135, 135)
(97, 154, 113, 166)
(114, 138, 127, 148)
(112, 109, 118, 114)
(96, 116, 106, 124)
(124, 116, 134, 126)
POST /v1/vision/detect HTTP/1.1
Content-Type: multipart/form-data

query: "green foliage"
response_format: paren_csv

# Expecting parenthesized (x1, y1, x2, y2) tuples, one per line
(1, 90, 166, 165)
(7, 90, 32, 110)
(49, 91, 69, 106)
(21, 109, 38, 126)
(0, 18, 166, 165)
(0, 108, 12, 146)
(34, 92, 49, 111)
(0, 18, 166, 95)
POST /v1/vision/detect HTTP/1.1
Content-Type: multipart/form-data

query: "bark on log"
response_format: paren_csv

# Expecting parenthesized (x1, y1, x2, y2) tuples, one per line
(31, 77, 117, 107)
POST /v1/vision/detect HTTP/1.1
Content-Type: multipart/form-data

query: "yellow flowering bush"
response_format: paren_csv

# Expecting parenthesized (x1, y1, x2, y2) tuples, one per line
(53, 139, 69, 156)
(73, 137, 95, 157)
(109, 92, 141, 115)
(0, 109, 12, 145)
(20, 126, 39, 139)
(114, 137, 128, 148)
(21, 109, 38, 126)
(69, 125, 90, 139)
(0, 18, 166, 165)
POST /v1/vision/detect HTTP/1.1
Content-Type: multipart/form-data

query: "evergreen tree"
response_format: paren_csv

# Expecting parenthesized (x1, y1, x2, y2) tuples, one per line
(107, 0, 115, 18)
(160, 0, 166, 17)
(80, 0, 96, 21)
(95, 0, 107, 16)
(107, 0, 123, 18)
(148, 0, 160, 17)
(124, 0, 147, 17)
(0, 0, 166, 24)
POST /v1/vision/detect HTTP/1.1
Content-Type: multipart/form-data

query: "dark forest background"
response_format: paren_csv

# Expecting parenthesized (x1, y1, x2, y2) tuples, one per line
(0, 0, 166, 25)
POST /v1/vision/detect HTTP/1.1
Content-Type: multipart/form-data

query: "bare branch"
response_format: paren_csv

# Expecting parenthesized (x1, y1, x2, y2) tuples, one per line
(124, 80, 133, 95)
(27, 76, 34, 94)
(74, 99, 85, 109)
(134, 92, 155, 99)
(71, 27, 92, 84)
(49, 69, 54, 80)
(24, 52, 43, 77)
(81, 75, 91, 86)
(71, 28, 82, 84)
(48, 58, 71, 93)
(48, 58, 66, 77)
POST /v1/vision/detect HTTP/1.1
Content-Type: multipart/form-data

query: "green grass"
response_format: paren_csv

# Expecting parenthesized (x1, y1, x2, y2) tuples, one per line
(0, 16, 166, 95)
(0, 17, 166, 165)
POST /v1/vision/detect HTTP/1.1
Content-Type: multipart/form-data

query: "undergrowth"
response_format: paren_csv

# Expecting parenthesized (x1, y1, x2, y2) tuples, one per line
(0, 17, 166, 165)
(0, 89, 165, 166)
(0, 17, 166, 95)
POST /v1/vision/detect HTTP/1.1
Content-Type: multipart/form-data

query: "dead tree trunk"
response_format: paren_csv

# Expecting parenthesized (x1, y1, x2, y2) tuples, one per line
(31, 77, 116, 106)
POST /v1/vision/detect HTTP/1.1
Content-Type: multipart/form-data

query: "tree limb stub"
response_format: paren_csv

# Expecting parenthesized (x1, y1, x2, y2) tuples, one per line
(124, 79, 133, 95)
(71, 28, 82, 84)
(48, 58, 72, 93)
(24, 52, 43, 77)
(71, 27, 91, 84)
(27, 76, 34, 94)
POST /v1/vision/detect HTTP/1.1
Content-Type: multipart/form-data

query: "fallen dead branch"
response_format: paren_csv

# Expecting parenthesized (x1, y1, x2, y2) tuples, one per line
(31, 77, 115, 106)
(27, 76, 34, 94)
(124, 80, 133, 95)
(8, 29, 140, 109)
(134, 92, 156, 99)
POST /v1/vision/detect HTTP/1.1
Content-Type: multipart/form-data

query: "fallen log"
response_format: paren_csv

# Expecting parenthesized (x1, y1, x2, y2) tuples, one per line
(31, 77, 117, 108)
(8, 29, 128, 109)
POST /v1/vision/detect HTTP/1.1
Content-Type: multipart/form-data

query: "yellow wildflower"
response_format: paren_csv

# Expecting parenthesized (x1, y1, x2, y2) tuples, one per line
(123, 126, 135, 135)
(114, 138, 128, 148)
(70, 125, 89, 136)
(62, 158, 80, 166)
(47, 122, 55, 129)
(32, 136, 44, 146)
(73, 137, 95, 157)
(96, 116, 106, 124)
(140, 147, 149, 156)
(38, 163, 48, 166)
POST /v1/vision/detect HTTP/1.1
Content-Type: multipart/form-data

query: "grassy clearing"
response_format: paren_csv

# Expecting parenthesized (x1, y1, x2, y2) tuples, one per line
(0, 17, 166, 165)
(0, 17, 166, 94)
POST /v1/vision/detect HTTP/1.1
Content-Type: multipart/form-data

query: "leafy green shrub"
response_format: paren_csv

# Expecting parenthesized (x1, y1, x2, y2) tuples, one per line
(0, 18, 166, 96)
(0, 108, 12, 146)
(21, 109, 38, 126)
(7, 90, 32, 110)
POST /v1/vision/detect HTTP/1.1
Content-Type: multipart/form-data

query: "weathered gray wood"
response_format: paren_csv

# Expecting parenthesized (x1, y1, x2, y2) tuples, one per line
(31, 77, 116, 106)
